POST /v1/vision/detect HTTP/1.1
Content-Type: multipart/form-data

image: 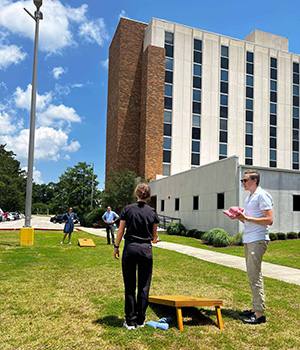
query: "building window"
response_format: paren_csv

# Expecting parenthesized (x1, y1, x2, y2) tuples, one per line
(161, 200, 165, 212)
(270, 57, 277, 168)
(217, 193, 225, 209)
(175, 198, 180, 211)
(293, 62, 299, 170)
(191, 38, 202, 167)
(163, 32, 174, 176)
(293, 195, 300, 211)
(219, 45, 229, 160)
(193, 196, 199, 210)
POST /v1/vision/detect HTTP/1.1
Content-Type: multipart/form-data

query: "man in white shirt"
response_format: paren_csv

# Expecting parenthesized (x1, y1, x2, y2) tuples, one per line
(233, 170, 273, 325)
(102, 206, 119, 245)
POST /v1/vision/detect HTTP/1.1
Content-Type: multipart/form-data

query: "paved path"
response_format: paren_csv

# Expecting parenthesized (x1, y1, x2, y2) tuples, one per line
(1, 217, 299, 286)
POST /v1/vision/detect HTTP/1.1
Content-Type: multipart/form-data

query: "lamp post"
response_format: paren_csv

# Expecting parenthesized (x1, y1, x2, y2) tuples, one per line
(88, 162, 94, 211)
(20, 1, 43, 245)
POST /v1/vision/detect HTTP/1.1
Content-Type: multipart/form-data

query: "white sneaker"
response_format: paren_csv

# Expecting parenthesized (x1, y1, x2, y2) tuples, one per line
(136, 323, 144, 328)
(60, 241, 63, 244)
(68, 242, 71, 244)
(123, 320, 135, 330)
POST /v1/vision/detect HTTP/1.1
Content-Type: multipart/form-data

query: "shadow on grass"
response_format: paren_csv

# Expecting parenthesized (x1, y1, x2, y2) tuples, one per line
(93, 315, 124, 328)
(149, 304, 240, 328)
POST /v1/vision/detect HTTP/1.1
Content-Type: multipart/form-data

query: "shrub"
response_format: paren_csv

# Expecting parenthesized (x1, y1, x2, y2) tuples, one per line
(202, 228, 228, 246)
(287, 232, 298, 239)
(277, 232, 287, 240)
(193, 231, 205, 239)
(229, 232, 244, 246)
(212, 231, 230, 247)
(186, 229, 197, 237)
(80, 207, 107, 227)
(269, 232, 278, 241)
(166, 222, 186, 236)
(298, 232, 300, 239)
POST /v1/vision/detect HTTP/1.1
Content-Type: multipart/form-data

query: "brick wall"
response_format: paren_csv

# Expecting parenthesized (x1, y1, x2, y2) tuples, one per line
(140, 45, 165, 181)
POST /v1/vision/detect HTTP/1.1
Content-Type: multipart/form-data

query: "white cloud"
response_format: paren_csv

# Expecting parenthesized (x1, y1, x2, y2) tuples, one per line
(0, 126, 81, 162)
(71, 83, 83, 88)
(54, 83, 71, 97)
(0, 43, 27, 69)
(0, 1, 109, 54)
(78, 18, 109, 46)
(0, 111, 17, 134)
(22, 166, 43, 184)
(14, 84, 52, 111)
(0, 81, 8, 92)
(52, 66, 67, 79)
(101, 58, 108, 69)
(37, 104, 82, 127)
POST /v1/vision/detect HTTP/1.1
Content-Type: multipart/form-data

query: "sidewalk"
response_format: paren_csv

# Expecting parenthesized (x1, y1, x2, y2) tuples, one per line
(80, 227, 300, 287)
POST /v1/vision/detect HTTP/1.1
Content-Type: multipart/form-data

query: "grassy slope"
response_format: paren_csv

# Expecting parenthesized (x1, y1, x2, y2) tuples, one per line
(0, 230, 299, 350)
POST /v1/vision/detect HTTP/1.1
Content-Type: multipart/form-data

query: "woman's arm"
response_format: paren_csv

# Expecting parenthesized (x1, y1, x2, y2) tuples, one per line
(151, 223, 158, 243)
(113, 220, 126, 259)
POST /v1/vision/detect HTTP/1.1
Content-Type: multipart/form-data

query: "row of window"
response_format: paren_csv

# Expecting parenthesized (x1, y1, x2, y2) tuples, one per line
(163, 32, 174, 176)
(191, 38, 202, 166)
(293, 62, 300, 169)
(161, 194, 300, 212)
(270, 57, 277, 168)
(219, 46, 229, 160)
(245, 51, 254, 165)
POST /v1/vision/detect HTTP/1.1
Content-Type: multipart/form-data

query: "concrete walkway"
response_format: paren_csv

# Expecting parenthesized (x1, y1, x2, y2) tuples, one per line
(1, 217, 299, 287)
(79, 227, 300, 287)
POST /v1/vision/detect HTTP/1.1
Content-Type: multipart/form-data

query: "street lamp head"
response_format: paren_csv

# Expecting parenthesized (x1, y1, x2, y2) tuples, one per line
(33, 0, 42, 11)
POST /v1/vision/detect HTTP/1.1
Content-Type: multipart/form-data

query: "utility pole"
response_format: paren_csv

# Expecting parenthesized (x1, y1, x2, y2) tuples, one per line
(89, 162, 94, 211)
(20, 1, 43, 246)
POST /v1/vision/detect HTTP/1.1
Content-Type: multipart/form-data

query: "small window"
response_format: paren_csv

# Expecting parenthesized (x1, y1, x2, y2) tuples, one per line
(161, 200, 165, 212)
(164, 97, 172, 110)
(163, 150, 171, 163)
(270, 68, 277, 80)
(193, 76, 202, 89)
(270, 57, 277, 68)
(293, 73, 299, 85)
(293, 62, 299, 73)
(220, 106, 228, 118)
(293, 85, 299, 96)
(246, 110, 253, 122)
(164, 111, 172, 123)
(162, 164, 170, 176)
(164, 124, 172, 136)
(164, 44, 174, 58)
(270, 137, 277, 149)
(192, 101, 201, 114)
(191, 153, 200, 165)
(194, 39, 202, 51)
(221, 70, 228, 82)
(163, 137, 171, 150)
(220, 82, 228, 94)
(270, 114, 277, 125)
(245, 147, 253, 158)
(217, 193, 225, 209)
(165, 84, 172, 97)
(165, 32, 174, 44)
(192, 141, 200, 153)
(245, 158, 253, 165)
(270, 80, 277, 91)
(193, 196, 199, 210)
(293, 96, 299, 107)
(220, 119, 228, 131)
(175, 198, 180, 211)
(221, 57, 229, 69)
(293, 118, 299, 129)
(246, 75, 253, 86)
(246, 99, 253, 110)
(165, 58, 173, 71)
(246, 51, 254, 63)
(192, 115, 201, 127)
(194, 64, 202, 77)
(246, 63, 254, 75)
(220, 94, 228, 106)
(293, 107, 299, 118)
(246, 134, 253, 146)
(246, 87, 253, 98)
(192, 127, 201, 140)
(293, 195, 300, 211)
(219, 143, 227, 156)
(246, 123, 253, 134)
(270, 103, 277, 114)
(194, 51, 202, 64)
(293, 163, 299, 170)
(219, 131, 228, 143)
(270, 91, 277, 103)
(221, 45, 229, 57)
(165, 71, 173, 84)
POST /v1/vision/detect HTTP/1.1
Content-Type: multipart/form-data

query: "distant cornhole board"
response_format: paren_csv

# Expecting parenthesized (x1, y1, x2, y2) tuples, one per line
(149, 295, 223, 331)
(78, 238, 96, 247)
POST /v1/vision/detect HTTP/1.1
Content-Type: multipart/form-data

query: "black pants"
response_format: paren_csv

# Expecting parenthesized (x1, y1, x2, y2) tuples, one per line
(122, 241, 153, 325)
(106, 224, 115, 244)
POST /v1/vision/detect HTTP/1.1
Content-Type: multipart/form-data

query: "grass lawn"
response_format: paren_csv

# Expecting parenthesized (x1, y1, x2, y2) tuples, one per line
(0, 230, 299, 350)
(158, 233, 300, 269)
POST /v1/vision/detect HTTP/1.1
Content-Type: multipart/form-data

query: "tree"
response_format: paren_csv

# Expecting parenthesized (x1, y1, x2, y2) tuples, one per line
(0, 144, 26, 212)
(49, 162, 100, 216)
(101, 169, 138, 213)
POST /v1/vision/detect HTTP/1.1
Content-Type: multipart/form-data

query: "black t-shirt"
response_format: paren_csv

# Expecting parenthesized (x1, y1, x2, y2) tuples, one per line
(119, 201, 159, 242)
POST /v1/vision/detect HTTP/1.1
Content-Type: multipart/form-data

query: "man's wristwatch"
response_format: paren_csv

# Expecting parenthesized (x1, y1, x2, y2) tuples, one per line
(114, 244, 119, 250)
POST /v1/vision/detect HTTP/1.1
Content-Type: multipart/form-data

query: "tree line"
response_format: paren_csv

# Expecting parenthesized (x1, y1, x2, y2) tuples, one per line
(0, 144, 139, 219)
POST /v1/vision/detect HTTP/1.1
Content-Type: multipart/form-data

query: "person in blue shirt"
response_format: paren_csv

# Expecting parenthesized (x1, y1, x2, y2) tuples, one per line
(102, 206, 119, 245)
(60, 207, 79, 244)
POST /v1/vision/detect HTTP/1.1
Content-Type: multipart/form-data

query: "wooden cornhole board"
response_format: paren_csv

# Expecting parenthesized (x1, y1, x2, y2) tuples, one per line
(78, 238, 96, 247)
(149, 295, 223, 331)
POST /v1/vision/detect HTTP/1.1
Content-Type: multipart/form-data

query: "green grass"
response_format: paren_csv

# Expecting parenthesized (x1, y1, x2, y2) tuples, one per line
(0, 230, 299, 349)
(158, 233, 300, 269)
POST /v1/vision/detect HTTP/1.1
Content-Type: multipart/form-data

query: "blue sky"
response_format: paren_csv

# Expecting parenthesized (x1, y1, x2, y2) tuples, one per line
(1, 0, 300, 189)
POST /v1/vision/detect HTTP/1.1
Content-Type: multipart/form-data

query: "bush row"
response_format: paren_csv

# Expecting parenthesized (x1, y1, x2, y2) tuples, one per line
(165, 222, 300, 247)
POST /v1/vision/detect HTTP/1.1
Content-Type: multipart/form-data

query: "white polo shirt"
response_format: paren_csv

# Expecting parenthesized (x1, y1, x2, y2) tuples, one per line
(243, 186, 273, 244)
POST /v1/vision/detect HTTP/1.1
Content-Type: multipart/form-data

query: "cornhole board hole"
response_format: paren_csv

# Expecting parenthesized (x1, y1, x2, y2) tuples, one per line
(149, 295, 223, 331)
(78, 238, 96, 247)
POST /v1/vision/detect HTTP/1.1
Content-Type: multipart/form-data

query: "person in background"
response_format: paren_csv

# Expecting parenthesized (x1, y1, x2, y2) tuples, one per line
(102, 206, 119, 245)
(60, 207, 79, 244)
(114, 183, 159, 330)
(231, 170, 273, 325)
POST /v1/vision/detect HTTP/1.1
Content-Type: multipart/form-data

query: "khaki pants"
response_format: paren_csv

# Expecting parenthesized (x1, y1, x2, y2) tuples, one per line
(244, 240, 268, 312)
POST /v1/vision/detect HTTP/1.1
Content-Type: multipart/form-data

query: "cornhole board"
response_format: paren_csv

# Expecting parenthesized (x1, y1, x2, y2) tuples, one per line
(78, 238, 96, 247)
(149, 295, 223, 331)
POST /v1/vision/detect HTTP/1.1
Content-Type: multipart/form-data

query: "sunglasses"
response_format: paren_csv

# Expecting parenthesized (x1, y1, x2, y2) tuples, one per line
(240, 179, 249, 183)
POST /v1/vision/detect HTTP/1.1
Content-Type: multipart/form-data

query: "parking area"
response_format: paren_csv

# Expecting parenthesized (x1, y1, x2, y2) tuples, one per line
(0, 215, 67, 230)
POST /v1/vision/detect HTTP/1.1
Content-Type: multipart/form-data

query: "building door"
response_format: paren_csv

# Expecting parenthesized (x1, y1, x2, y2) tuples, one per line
(148, 195, 157, 210)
